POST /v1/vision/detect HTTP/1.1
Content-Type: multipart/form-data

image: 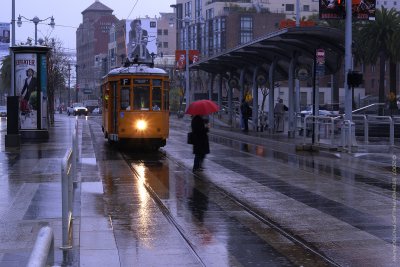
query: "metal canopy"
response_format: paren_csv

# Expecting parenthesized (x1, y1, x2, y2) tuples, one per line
(191, 26, 345, 81)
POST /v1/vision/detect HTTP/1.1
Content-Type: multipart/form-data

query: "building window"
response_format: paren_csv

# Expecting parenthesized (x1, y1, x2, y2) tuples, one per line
(240, 16, 253, 44)
(303, 5, 310, 12)
(286, 4, 295, 12)
(371, 79, 375, 89)
(319, 92, 325, 105)
(371, 64, 375, 73)
(206, 8, 214, 20)
(185, 1, 192, 17)
(158, 29, 162, 35)
(163, 42, 168, 48)
(195, 0, 202, 20)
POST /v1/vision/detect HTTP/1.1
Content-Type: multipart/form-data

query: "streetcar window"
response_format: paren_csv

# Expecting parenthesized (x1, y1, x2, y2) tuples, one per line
(152, 87, 161, 111)
(163, 81, 169, 111)
(120, 87, 130, 110)
(133, 86, 150, 110)
(152, 79, 162, 87)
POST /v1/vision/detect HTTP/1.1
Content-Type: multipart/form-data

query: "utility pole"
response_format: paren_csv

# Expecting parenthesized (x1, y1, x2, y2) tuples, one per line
(67, 64, 71, 106)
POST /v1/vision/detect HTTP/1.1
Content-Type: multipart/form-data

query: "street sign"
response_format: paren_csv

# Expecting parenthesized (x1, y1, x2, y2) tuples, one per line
(296, 65, 311, 81)
(83, 89, 92, 94)
(316, 48, 325, 76)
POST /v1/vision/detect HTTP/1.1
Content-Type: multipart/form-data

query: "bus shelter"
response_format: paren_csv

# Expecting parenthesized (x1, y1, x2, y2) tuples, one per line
(191, 26, 345, 136)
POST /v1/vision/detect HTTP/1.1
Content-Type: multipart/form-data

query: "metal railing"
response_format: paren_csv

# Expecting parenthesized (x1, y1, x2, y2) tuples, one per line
(300, 114, 397, 148)
(60, 119, 78, 250)
(365, 115, 394, 146)
(301, 115, 337, 146)
(26, 226, 54, 267)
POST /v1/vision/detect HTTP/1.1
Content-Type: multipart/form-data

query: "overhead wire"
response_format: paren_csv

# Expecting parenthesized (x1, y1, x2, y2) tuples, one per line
(126, 0, 140, 20)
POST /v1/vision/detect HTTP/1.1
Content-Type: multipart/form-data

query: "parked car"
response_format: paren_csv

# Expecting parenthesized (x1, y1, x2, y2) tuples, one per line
(0, 106, 6, 117)
(67, 103, 88, 116)
(92, 107, 102, 115)
(300, 105, 338, 117)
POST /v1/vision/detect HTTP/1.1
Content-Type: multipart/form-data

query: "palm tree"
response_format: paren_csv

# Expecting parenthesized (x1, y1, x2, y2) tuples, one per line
(356, 7, 400, 114)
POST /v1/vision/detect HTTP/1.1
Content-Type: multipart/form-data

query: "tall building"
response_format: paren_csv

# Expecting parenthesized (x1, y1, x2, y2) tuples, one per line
(157, 13, 177, 57)
(174, 0, 305, 58)
(76, 0, 118, 100)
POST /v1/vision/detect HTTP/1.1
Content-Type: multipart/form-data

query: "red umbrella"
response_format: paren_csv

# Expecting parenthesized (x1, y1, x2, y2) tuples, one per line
(185, 99, 219, 116)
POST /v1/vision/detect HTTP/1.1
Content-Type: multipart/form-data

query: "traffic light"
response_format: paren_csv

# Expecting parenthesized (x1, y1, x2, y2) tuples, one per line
(347, 71, 363, 87)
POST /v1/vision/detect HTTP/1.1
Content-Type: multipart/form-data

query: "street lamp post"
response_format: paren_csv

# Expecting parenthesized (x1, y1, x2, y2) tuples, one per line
(67, 64, 71, 106)
(75, 65, 79, 102)
(17, 15, 55, 45)
(184, 16, 191, 109)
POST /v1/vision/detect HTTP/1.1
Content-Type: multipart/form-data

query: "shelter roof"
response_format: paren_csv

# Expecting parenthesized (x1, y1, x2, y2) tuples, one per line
(191, 26, 345, 81)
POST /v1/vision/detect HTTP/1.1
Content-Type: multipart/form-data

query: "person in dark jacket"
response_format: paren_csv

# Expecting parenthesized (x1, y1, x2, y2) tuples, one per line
(240, 99, 251, 132)
(191, 115, 210, 172)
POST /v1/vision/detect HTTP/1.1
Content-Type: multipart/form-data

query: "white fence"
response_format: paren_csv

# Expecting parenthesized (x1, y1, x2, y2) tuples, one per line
(61, 119, 78, 250)
(27, 119, 79, 266)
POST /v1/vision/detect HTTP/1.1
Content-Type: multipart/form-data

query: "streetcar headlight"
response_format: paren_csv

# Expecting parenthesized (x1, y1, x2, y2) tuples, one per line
(136, 120, 147, 130)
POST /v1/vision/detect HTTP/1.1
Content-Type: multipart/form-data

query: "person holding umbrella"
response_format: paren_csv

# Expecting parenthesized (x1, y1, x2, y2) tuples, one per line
(186, 100, 219, 172)
(191, 115, 210, 172)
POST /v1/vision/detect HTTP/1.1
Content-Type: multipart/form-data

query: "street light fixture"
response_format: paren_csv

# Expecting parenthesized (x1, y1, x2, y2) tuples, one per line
(17, 15, 55, 45)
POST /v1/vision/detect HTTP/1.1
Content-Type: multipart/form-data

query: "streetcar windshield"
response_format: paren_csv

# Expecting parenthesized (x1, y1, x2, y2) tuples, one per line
(134, 86, 150, 110)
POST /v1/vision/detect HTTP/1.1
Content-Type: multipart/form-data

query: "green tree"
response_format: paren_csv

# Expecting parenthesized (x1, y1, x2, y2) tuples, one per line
(356, 7, 400, 114)
(47, 38, 69, 124)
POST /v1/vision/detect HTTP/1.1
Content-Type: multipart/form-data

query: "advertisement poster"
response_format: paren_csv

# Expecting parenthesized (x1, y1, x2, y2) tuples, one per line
(189, 50, 200, 64)
(175, 50, 186, 70)
(319, 0, 376, 20)
(15, 53, 38, 129)
(175, 50, 200, 70)
(352, 0, 376, 20)
(40, 54, 48, 129)
(0, 23, 10, 58)
(319, 0, 346, 19)
(126, 18, 157, 61)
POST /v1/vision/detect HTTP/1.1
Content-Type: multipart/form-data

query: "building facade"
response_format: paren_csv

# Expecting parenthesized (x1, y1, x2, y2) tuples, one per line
(76, 0, 118, 101)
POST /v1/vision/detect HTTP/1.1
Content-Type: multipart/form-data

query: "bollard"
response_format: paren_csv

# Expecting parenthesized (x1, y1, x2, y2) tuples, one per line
(26, 226, 54, 267)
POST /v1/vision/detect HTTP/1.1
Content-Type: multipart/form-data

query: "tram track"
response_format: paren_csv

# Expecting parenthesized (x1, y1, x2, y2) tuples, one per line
(119, 148, 339, 267)
(122, 151, 207, 267)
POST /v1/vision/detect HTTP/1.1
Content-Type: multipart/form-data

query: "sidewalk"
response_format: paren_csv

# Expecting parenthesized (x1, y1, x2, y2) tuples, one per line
(0, 115, 119, 267)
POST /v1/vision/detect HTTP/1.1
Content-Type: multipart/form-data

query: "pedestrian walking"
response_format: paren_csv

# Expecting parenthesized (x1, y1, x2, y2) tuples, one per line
(274, 99, 288, 132)
(191, 115, 210, 172)
(240, 99, 251, 132)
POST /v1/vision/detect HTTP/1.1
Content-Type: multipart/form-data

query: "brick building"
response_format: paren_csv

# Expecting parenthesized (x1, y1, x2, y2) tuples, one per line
(76, 0, 118, 100)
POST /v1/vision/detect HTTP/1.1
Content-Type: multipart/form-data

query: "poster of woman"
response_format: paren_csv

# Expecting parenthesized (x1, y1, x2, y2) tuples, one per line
(15, 53, 38, 129)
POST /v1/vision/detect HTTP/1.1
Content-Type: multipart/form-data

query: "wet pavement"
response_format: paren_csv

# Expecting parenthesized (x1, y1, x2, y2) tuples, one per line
(0, 114, 398, 266)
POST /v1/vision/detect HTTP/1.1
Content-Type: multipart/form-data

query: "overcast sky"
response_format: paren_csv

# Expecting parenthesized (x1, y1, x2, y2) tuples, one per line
(1, 0, 175, 52)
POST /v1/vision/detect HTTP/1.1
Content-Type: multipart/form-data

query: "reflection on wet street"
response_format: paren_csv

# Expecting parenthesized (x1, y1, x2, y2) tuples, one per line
(88, 116, 399, 266)
(87, 130, 330, 265)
